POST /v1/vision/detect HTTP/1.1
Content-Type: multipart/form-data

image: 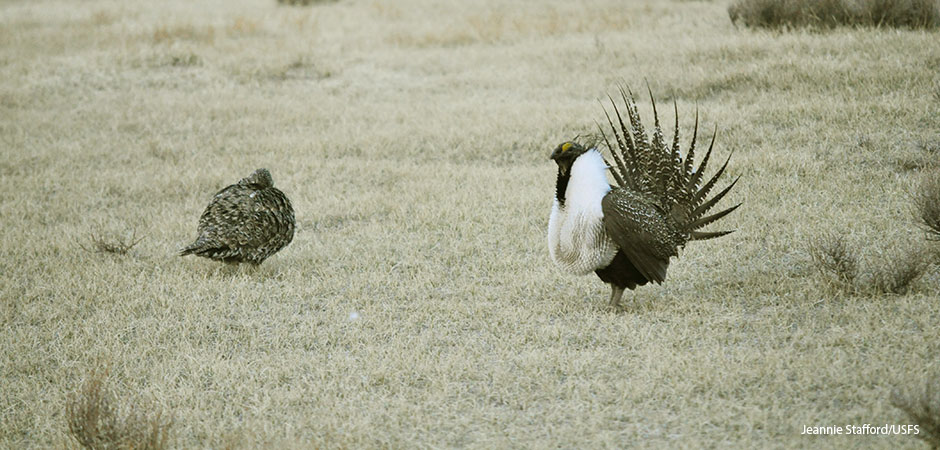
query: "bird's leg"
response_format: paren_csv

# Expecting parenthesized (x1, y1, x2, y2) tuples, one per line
(608, 285, 625, 309)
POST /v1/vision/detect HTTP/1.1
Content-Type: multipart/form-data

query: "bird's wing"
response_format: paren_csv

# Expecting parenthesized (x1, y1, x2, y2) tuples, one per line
(240, 190, 291, 248)
(197, 184, 256, 247)
(601, 189, 677, 284)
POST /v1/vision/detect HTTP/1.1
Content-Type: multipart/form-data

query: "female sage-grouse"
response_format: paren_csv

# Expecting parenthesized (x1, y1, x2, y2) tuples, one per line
(547, 87, 740, 307)
(180, 168, 295, 265)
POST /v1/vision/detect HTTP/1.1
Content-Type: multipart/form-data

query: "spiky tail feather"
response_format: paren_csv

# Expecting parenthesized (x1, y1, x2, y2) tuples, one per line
(179, 242, 240, 262)
(598, 85, 740, 245)
(178, 238, 228, 258)
(179, 243, 199, 256)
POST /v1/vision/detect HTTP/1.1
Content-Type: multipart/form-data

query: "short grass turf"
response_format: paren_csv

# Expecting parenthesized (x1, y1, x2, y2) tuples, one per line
(2, 0, 940, 448)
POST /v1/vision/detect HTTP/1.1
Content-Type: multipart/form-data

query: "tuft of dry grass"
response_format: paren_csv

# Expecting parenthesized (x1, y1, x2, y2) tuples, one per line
(152, 24, 216, 44)
(892, 378, 940, 449)
(918, 138, 940, 156)
(385, 5, 634, 47)
(915, 168, 940, 241)
(868, 245, 930, 294)
(810, 234, 931, 295)
(276, 0, 339, 6)
(66, 369, 172, 450)
(809, 233, 859, 290)
(729, 0, 940, 29)
(79, 229, 145, 255)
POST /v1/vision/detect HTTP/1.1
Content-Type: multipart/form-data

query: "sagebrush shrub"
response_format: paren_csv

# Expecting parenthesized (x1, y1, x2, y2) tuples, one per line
(80, 229, 145, 255)
(809, 234, 930, 295)
(892, 378, 940, 449)
(915, 168, 940, 241)
(729, 0, 940, 29)
(869, 246, 929, 294)
(809, 233, 859, 288)
(66, 369, 172, 450)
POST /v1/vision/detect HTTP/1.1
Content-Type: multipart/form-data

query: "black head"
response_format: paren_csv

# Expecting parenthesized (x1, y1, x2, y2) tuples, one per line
(550, 141, 589, 177)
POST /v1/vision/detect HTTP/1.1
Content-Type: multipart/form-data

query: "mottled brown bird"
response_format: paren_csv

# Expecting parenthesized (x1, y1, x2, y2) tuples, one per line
(547, 87, 740, 307)
(180, 168, 295, 265)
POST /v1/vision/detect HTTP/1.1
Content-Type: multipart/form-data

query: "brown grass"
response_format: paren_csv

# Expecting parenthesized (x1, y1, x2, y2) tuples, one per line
(809, 233, 859, 291)
(2, 0, 940, 447)
(729, 0, 940, 29)
(868, 245, 930, 294)
(66, 369, 172, 450)
(276, 0, 339, 5)
(80, 229, 145, 255)
(810, 234, 931, 295)
(892, 378, 940, 449)
(152, 24, 215, 45)
(915, 168, 940, 240)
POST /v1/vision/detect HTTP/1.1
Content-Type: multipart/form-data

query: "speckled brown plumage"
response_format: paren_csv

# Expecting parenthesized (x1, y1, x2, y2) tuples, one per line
(180, 168, 295, 265)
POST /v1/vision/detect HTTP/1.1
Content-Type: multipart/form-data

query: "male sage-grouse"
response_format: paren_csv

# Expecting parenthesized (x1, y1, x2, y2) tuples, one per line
(180, 168, 295, 265)
(547, 88, 740, 307)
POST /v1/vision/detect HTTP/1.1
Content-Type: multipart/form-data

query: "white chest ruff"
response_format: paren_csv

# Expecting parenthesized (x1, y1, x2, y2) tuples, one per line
(547, 150, 618, 275)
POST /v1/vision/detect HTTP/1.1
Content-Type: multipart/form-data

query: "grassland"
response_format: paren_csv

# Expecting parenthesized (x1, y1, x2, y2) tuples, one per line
(2, 0, 939, 448)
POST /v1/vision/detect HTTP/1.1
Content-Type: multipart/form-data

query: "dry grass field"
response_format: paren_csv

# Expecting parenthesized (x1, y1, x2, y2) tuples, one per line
(2, 0, 940, 448)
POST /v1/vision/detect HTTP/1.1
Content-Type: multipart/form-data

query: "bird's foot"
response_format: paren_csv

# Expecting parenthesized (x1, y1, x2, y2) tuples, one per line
(607, 286, 626, 310)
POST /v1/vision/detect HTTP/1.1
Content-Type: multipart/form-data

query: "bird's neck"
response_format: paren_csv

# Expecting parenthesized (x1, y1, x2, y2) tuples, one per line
(556, 150, 611, 209)
(555, 169, 570, 207)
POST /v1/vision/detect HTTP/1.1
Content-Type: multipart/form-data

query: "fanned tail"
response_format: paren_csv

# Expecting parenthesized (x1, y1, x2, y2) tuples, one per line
(600, 85, 740, 247)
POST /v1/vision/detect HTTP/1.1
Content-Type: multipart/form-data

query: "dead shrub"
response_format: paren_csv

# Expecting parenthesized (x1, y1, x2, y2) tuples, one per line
(868, 246, 930, 294)
(728, 0, 940, 29)
(809, 233, 930, 295)
(80, 229, 145, 255)
(809, 233, 859, 289)
(892, 378, 940, 449)
(66, 369, 172, 450)
(915, 168, 940, 241)
(862, 0, 940, 27)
